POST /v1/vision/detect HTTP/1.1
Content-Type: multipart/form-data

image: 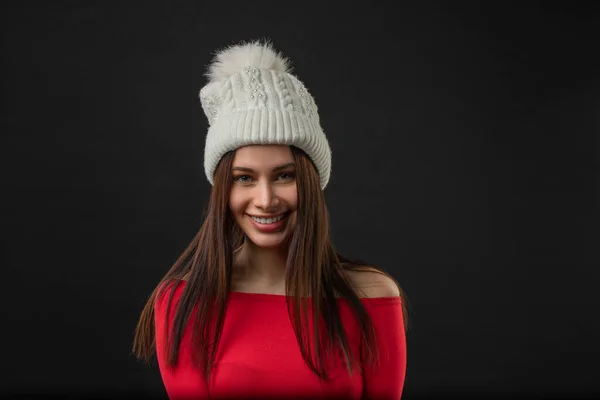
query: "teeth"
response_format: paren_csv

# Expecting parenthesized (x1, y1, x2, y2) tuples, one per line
(252, 214, 285, 224)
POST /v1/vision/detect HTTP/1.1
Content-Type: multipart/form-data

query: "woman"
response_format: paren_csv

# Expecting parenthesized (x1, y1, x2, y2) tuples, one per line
(132, 40, 408, 400)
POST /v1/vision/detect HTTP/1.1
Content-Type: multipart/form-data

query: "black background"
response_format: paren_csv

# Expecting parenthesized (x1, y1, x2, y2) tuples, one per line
(1, 1, 598, 399)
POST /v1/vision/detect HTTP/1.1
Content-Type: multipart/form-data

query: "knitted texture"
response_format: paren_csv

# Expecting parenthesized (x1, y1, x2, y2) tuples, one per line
(199, 41, 331, 189)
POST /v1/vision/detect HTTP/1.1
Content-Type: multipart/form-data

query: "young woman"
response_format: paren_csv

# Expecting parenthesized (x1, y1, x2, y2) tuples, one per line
(133, 40, 408, 400)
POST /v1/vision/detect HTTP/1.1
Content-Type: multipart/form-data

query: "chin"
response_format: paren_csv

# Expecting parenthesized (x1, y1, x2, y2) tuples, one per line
(244, 231, 291, 249)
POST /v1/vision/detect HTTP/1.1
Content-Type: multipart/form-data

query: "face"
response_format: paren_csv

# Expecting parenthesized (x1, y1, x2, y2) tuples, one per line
(229, 145, 298, 250)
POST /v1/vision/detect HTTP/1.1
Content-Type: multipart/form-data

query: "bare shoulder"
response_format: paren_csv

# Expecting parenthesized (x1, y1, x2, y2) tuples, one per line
(343, 266, 400, 298)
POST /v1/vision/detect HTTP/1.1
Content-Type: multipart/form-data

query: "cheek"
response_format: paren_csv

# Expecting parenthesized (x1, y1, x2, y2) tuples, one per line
(228, 192, 245, 215)
(282, 186, 298, 208)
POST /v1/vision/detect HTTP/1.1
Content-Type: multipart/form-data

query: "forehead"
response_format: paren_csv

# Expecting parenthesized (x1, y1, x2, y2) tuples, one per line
(232, 145, 294, 168)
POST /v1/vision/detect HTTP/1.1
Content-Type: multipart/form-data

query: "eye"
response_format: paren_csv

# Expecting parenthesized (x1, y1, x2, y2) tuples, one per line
(234, 175, 253, 183)
(277, 171, 296, 181)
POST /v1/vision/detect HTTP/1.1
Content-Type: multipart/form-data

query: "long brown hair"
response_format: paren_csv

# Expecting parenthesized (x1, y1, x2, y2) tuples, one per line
(132, 145, 410, 384)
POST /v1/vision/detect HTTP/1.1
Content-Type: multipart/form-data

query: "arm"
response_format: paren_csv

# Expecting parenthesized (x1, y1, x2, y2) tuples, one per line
(361, 297, 407, 399)
(351, 266, 407, 400)
(154, 280, 209, 399)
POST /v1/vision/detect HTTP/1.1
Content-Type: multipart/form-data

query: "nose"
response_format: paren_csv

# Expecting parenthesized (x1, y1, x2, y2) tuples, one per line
(254, 181, 279, 211)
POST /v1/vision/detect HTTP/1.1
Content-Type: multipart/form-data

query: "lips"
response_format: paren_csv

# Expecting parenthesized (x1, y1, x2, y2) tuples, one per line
(247, 212, 289, 232)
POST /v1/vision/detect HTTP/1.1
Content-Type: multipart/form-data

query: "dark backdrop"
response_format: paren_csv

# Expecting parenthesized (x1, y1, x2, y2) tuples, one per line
(1, 1, 598, 399)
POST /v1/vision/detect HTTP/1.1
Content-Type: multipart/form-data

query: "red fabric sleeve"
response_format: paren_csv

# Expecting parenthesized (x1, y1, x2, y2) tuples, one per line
(153, 281, 209, 399)
(361, 297, 407, 400)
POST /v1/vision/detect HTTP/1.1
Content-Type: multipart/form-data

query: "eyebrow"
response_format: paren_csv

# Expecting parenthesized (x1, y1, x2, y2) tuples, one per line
(231, 162, 296, 173)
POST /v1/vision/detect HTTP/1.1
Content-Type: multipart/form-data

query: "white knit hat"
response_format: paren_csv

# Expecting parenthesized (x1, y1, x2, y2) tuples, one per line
(199, 40, 332, 189)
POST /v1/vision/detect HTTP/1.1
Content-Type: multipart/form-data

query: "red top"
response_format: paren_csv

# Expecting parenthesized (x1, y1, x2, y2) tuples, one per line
(154, 280, 407, 400)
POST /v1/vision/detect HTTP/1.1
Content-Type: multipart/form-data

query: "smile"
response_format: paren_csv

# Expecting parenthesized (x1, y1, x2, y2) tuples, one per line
(250, 213, 287, 224)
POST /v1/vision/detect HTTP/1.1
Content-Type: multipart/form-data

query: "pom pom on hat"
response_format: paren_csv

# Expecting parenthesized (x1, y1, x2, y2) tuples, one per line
(206, 40, 291, 83)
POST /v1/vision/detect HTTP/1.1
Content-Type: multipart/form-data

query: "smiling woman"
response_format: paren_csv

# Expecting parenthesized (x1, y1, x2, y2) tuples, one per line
(132, 40, 408, 400)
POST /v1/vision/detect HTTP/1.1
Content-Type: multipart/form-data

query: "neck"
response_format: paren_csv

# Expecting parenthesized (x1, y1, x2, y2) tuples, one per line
(234, 239, 288, 286)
